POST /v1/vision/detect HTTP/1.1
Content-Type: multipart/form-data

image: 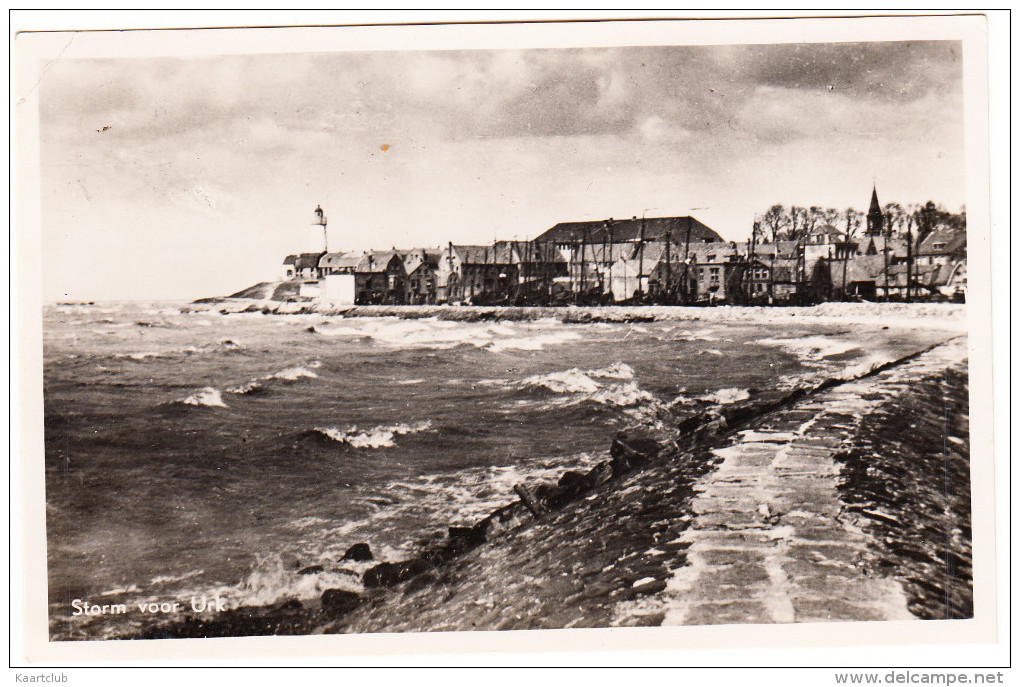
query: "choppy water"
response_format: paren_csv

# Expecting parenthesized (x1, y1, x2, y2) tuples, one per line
(42, 302, 940, 639)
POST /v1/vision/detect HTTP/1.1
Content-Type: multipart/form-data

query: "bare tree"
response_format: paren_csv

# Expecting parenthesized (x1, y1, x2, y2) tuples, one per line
(761, 204, 789, 243)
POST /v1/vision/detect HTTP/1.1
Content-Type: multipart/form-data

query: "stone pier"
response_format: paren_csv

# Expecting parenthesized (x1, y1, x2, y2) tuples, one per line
(615, 338, 968, 626)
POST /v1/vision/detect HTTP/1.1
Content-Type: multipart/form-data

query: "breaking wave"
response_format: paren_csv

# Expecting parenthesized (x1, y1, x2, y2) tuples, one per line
(176, 387, 228, 408)
(314, 420, 434, 449)
(699, 387, 751, 404)
(269, 366, 319, 381)
(519, 363, 636, 394)
(755, 335, 858, 362)
(306, 318, 583, 352)
(115, 351, 167, 360)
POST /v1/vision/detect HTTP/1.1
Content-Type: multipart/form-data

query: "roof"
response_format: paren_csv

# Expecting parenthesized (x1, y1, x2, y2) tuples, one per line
(449, 244, 515, 265)
(844, 255, 887, 283)
(918, 227, 967, 256)
(295, 252, 324, 271)
(868, 187, 882, 215)
(361, 250, 405, 273)
(283, 254, 297, 266)
(533, 216, 722, 246)
(319, 251, 365, 270)
(687, 241, 742, 262)
(808, 224, 846, 240)
(404, 248, 441, 275)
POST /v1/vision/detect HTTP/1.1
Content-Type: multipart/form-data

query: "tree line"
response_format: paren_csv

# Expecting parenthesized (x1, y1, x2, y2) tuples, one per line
(754, 201, 966, 245)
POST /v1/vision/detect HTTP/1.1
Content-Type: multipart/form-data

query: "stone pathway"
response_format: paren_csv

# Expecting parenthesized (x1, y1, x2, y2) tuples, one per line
(614, 338, 967, 626)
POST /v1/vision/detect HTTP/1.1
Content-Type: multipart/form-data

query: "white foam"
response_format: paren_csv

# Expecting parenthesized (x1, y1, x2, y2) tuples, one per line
(178, 387, 228, 408)
(116, 351, 166, 360)
(700, 387, 750, 404)
(756, 335, 859, 361)
(315, 420, 433, 449)
(149, 570, 205, 586)
(225, 381, 263, 394)
(520, 362, 636, 394)
(269, 366, 319, 381)
(307, 317, 583, 352)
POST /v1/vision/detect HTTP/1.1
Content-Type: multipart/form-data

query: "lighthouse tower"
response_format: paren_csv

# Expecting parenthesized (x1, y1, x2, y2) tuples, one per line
(310, 205, 329, 253)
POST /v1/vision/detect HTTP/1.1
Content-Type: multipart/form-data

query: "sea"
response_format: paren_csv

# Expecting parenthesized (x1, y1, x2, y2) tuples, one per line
(41, 301, 945, 639)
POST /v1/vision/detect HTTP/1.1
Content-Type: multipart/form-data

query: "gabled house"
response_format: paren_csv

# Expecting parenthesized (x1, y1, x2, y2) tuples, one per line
(917, 227, 966, 267)
(283, 252, 325, 280)
(403, 248, 442, 305)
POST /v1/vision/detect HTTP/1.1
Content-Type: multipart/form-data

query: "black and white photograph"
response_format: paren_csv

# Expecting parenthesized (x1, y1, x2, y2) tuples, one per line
(13, 12, 1001, 667)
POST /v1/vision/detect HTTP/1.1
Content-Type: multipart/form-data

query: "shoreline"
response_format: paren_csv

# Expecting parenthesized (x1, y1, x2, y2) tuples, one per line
(126, 334, 968, 639)
(181, 300, 967, 332)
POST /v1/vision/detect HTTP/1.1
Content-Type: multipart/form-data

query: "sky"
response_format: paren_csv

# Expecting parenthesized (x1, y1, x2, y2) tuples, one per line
(36, 39, 965, 301)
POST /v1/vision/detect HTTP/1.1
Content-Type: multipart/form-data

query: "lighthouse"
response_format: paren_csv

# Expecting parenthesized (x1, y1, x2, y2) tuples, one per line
(310, 205, 329, 253)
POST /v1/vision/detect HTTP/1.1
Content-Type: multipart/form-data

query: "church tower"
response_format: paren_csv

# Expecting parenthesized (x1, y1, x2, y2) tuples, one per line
(866, 186, 885, 236)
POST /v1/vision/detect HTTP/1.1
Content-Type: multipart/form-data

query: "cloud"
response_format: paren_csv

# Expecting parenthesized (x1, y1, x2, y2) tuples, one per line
(34, 40, 966, 300)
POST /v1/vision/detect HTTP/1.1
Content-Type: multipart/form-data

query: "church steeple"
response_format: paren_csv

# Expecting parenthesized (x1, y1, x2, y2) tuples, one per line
(866, 185, 885, 236)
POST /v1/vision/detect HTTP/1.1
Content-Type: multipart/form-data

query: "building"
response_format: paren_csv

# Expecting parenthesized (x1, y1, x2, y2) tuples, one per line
(917, 226, 967, 267)
(403, 248, 442, 305)
(282, 252, 326, 280)
(533, 216, 723, 253)
(437, 244, 517, 304)
(316, 250, 408, 304)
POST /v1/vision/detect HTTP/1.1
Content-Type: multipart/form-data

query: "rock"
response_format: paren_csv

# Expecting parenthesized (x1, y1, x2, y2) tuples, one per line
(584, 461, 615, 488)
(446, 525, 486, 555)
(297, 564, 324, 575)
(610, 434, 659, 466)
(513, 482, 549, 516)
(558, 470, 591, 495)
(362, 558, 435, 588)
(321, 589, 362, 615)
(342, 543, 373, 561)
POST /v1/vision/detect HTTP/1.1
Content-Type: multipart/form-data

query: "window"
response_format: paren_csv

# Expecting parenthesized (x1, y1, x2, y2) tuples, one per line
(933, 242, 947, 250)
(707, 254, 716, 262)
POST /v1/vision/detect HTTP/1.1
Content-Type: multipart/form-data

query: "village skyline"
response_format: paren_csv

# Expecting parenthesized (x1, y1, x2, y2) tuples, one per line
(36, 31, 965, 302)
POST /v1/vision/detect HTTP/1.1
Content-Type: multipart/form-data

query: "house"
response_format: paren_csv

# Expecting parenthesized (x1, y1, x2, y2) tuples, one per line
(282, 252, 325, 280)
(358, 251, 408, 305)
(917, 227, 966, 267)
(403, 248, 442, 305)
(804, 224, 856, 262)
(687, 242, 746, 302)
(437, 244, 517, 304)
(318, 251, 366, 304)
(318, 250, 407, 304)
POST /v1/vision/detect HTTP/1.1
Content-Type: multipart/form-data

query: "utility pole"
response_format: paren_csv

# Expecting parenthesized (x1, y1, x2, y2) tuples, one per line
(905, 216, 914, 302)
(664, 226, 672, 304)
(682, 216, 694, 304)
(749, 217, 758, 303)
(606, 219, 614, 303)
(637, 215, 645, 300)
(882, 212, 890, 301)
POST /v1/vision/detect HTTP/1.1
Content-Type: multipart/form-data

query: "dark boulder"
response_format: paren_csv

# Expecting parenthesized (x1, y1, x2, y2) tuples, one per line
(445, 525, 486, 556)
(342, 543, 373, 561)
(321, 589, 362, 615)
(362, 558, 435, 588)
(297, 564, 324, 575)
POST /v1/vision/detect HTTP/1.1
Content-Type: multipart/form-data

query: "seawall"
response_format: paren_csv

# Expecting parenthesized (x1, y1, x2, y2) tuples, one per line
(183, 299, 966, 332)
